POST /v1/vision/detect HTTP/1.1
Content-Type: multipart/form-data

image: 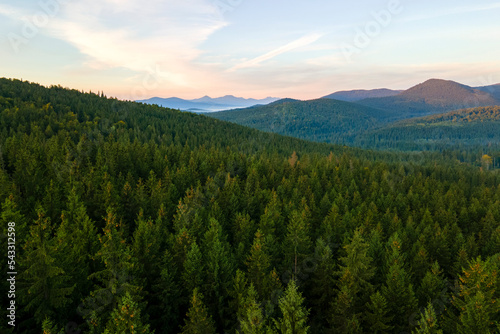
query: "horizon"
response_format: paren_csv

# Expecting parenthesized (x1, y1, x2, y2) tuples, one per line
(1, 0, 500, 100)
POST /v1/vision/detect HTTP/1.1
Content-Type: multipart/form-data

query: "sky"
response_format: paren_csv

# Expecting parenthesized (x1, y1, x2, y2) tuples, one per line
(1, 0, 500, 100)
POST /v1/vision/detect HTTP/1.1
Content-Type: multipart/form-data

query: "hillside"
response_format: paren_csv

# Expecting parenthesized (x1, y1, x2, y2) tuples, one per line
(209, 98, 390, 144)
(2, 78, 500, 334)
(323, 88, 402, 102)
(477, 84, 500, 100)
(357, 106, 500, 150)
(358, 79, 500, 118)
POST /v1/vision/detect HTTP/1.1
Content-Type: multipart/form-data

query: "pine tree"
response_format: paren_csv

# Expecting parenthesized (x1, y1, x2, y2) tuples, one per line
(131, 209, 162, 291)
(104, 292, 153, 334)
(151, 249, 182, 334)
(19, 206, 74, 325)
(181, 289, 216, 334)
(309, 238, 336, 331)
(364, 291, 393, 334)
(417, 261, 446, 308)
(451, 257, 500, 334)
(239, 284, 266, 334)
(203, 218, 235, 330)
(41, 317, 64, 334)
(274, 280, 309, 334)
(412, 303, 443, 334)
(247, 229, 273, 299)
(382, 233, 418, 333)
(82, 207, 139, 326)
(54, 187, 98, 303)
(283, 209, 311, 276)
(331, 229, 374, 333)
(182, 241, 205, 294)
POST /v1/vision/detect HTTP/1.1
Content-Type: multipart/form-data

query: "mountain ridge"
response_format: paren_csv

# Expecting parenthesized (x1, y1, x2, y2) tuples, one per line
(138, 95, 280, 112)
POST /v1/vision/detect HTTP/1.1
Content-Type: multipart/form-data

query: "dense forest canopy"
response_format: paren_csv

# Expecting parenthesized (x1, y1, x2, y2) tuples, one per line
(1, 78, 500, 333)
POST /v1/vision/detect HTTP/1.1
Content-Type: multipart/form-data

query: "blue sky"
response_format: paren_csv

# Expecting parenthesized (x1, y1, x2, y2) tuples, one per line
(1, 0, 499, 100)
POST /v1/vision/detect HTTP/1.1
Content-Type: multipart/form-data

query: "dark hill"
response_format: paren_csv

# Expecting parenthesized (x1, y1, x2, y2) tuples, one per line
(357, 106, 500, 150)
(209, 98, 390, 144)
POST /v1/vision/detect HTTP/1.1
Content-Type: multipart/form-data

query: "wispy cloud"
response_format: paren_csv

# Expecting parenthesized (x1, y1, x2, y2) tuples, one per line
(2, 0, 229, 96)
(228, 33, 323, 72)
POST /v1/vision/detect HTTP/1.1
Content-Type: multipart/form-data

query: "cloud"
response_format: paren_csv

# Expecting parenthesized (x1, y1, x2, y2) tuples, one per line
(228, 33, 323, 72)
(2, 0, 229, 96)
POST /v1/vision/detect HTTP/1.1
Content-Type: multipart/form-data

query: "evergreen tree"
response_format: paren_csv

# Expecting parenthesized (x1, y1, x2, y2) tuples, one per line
(331, 229, 374, 333)
(41, 317, 64, 334)
(247, 229, 273, 299)
(104, 292, 153, 334)
(54, 187, 98, 303)
(203, 218, 235, 331)
(413, 303, 443, 334)
(364, 291, 393, 334)
(382, 233, 418, 333)
(238, 284, 266, 334)
(451, 257, 500, 334)
(283, 209, 312, 276)
(309, 238, 336, 331)
(131, 210, 162, 291)
(82, 207, 139, 327)
(181, 289, 216, 334)
(274, 280, 310, 334)
(182, 241, 205, 294)
(19, 206, 74, 325)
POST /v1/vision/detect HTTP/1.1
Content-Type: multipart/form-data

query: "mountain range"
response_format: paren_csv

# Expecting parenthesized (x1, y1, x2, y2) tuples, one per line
(209, 78, 500, 150)
(137, 95, 280, 112)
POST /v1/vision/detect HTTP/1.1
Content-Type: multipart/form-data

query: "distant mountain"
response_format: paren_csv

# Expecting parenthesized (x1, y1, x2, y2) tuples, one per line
(323, 88, 402, 102)
(357, 106, 500, 150)
(476, 84, 500, 100)
(357, 79, 500, 119)
(209, 98, 390, 144)
(137, 95, 280, 112)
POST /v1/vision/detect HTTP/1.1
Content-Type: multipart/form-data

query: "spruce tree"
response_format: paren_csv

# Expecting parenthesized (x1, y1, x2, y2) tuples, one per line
(19, 206, 74, 325)
(104, 292, 153, 334)
(331, 229, 374, 332)
(412, 303, 443, 334)
(274, 280, 310, 334)
(283, 209, 311, 276)
(182, 241, 205, 294)
(247, 229, 273, 299)
(238, 284, 266, 334)
(364, 291, 393, 334)
(181, 289, 216, 334)
(382, 233, 418, 333)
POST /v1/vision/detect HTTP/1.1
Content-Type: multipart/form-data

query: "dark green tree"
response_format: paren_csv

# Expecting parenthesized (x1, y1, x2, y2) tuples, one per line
(181, 289, 216, 334)
(274, 280, 310, 334)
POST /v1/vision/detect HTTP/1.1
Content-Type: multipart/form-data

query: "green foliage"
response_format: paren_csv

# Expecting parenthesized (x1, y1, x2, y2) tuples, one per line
(19, 207, 74, 325)
(181, 289, 216, 334)
(238, 284, 266, 334)
(274, 280, 310, 334)
(2, 78, 500, 333)
(364, 291, 393, 333)
(104, 292, 153, 334)
(413, 303, 443, 334)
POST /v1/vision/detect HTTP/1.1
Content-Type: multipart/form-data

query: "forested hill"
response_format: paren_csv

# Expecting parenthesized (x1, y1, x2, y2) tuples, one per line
(209, 98, 391, 144)
(2, 78, 500, 334)
(0, 78, 339, 157)
(356, 106, 500, 151)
